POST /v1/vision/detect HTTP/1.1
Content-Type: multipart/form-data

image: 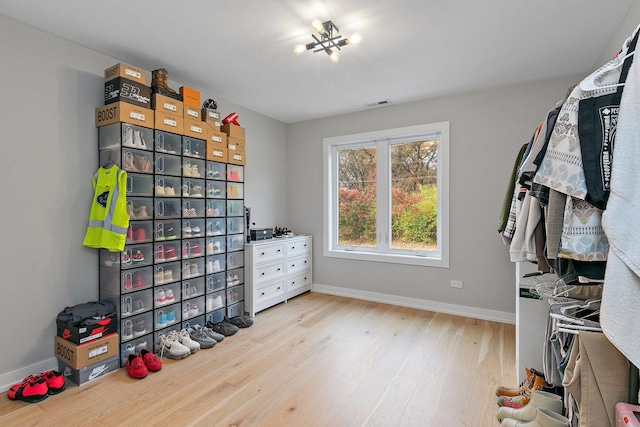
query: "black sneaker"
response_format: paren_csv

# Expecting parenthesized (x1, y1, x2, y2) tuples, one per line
(225, 315, 254, 328)
(206, 320, 238, 336)
(166, 227, 177, 240)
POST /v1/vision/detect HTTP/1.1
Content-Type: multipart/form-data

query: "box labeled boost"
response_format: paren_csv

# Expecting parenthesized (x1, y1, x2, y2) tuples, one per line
(58, 355, 119, 386)
(56, 313, 118, 345)
(105, 62, 147, 85)
(221, 123, 245, 140)
(95, 102, 154, 129)
(104, 77, 151, 109)
(55, 334, 119, 370)
(155, 110, 184, 134)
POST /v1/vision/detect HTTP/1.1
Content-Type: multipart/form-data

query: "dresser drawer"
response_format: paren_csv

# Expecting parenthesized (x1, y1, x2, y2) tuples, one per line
(287, 254, 311, 276)
(255, 260, 285, 285)
(252, 242, 286, 263)
(255, 279, 286, 304)
(287, 272, 312, 293)
(287, 237, 311, 257)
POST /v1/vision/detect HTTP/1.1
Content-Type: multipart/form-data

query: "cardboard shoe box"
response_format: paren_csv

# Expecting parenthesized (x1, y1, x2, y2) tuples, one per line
(206, 125, 227, 147)
(179, 86, 201, 108)
(227, 137, 245, 153)
(228, 150, 246, 166)
(155, 110, 184, 134)
(56, 313, 118, 344)
(152, 93, 184, 117)
(184, 105, 201, 120)
(58, 354, 119, 386)
(105, 62, 147, 85)
(202, 108, 221, 129)
(184, 117, 207, 139)
(104, 77, 151, 109)
(55, 334, 119, 370)
(95, 102, 154, 129)
(206, 144, 228, 162)
(221, 123, 245, 140)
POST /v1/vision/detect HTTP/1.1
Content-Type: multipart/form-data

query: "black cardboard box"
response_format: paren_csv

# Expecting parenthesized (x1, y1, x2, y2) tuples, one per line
(56, 314, 118, 345)
(104, 77, 151, 108)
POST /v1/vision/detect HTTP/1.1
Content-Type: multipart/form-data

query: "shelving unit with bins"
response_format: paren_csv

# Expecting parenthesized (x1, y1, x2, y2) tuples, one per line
(98, 121, 245, 366)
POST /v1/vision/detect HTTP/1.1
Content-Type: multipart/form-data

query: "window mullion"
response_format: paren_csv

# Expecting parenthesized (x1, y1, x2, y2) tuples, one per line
(376, 139, 390, 252)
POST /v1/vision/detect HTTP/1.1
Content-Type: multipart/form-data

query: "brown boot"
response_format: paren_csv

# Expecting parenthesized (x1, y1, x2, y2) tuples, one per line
(496, 367, 542, 397)
(151, 68, 177, 94)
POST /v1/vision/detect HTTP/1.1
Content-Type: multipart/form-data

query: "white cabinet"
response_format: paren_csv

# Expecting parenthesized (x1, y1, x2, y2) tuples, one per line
(245, 235, 312, 316)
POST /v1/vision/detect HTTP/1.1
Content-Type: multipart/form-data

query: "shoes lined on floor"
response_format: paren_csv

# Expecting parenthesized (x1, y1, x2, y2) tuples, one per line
(7, 371, 65, 403)
(206, 320, 239, 336)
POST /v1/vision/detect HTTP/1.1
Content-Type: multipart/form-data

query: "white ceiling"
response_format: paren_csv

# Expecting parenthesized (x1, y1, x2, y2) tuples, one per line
(0, 0, 634, 123)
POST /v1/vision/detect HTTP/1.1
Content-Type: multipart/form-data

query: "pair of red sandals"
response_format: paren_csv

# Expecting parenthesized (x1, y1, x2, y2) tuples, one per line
(8, 370, 65, 403)
(126, 349, 162, 379)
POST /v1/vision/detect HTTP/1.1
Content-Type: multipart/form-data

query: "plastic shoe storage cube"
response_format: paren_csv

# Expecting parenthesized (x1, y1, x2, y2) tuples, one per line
(182, 158, 205, 179)
(227, 235, 244, 252)
(206, 219, 226, 236)
(226, 165, 244, 182)
(183, 219, 205, 239)
(226, 268, 244, 286)
(154, 261, 181, 285)
(206, 236, 226, 255)
(155, 153, 182, 176)
(226, 182, 243, 199)
(226, 251, 244, 270)
(155, 176, 181, 198)
(121, 267, 153, 293)
(182, 238, 205, 260)
(121, 289, 153, 318)
(101, 244, 151, 269)
(155, 220, 181, 241)
(206, 290, 225, 312)
(182, 178, 205, 198)
(155, 241, 181, 264)
(206, 200, 226, 217)
(121, 311, 153, 343)
(121, 334, 152, 366)
(99, 123, 154, 152)
(206, 161, 225, 180)
(154, 130, 181, 154)
(182, 296, 205, 321)
(122, 148, 153, 174)
(206, 255, 225, 275)
(182, 258, 205, 280)
(227, 285, 244, 305)
(182, 277, 205, 299)
(206, 181, 226, 199)
(227, 301, 244, 318)
(126, 220, 153, 245)
(182, 137, 205, 159)
(182, 199, 205, 218)
(155, 199, 182, 219)
(227, 200, 244, 217)
(206, 309, 225, 325)
(226, 217, 244, 235)
(206, 273, 225, 293)
(126, 173, 153, 197)
(154, 302, 181, 330)
(154, 281, 182, 308)
(127, 197, 153, 220)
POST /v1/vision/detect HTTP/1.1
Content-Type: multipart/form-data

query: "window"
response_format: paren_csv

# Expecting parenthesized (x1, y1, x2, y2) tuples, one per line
(323, 122, 449, 267)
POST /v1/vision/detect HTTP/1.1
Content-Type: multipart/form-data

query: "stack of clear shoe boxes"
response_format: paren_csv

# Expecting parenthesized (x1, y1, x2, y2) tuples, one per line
(97, 95, 245, 367)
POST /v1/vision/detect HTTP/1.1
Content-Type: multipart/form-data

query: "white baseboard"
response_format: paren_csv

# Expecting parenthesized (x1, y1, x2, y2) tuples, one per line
(312, 283, 515, 324)
(0, 357, 59, 392)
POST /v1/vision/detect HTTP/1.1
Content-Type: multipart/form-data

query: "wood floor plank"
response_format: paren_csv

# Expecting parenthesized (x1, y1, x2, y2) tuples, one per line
(0, 293, 515, 426)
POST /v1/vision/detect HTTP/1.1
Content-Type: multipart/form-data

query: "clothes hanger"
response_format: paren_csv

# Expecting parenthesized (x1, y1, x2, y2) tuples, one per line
(102, 160, 116, 168)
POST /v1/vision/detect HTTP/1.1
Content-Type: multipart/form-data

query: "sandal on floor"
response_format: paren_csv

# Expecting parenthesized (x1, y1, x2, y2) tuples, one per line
(225, 315, 254, 328)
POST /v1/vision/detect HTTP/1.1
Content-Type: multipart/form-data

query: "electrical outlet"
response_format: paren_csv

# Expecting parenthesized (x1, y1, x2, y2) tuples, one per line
(450, 280, 463, 289)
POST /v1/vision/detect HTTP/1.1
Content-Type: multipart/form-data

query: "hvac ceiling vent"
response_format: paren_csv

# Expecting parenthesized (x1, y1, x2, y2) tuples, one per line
(367, 99, 392, 108)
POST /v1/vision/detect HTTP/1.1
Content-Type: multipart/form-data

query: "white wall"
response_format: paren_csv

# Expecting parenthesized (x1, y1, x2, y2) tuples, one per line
(0, 14, 287, 385)
(597, 0, 640, 67)
(287, 74, 583, 319)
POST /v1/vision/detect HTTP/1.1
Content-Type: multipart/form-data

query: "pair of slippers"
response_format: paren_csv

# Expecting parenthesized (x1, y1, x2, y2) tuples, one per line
(205, 315, 253, 337)
(226, 315, 254, 328)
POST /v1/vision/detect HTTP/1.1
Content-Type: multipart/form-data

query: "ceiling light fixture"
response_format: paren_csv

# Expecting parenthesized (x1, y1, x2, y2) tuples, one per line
(294, 19, 362, 63)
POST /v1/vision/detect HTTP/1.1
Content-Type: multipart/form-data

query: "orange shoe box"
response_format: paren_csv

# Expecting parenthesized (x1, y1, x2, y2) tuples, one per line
(179, 86, 200, 108)
(155, 110, 184, 134)
(184, 117, 207, 139)
(95, 102, 154, 128)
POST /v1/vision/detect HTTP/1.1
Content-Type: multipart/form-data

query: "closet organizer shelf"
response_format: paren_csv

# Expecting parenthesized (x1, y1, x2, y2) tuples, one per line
(98, 118, 246, 366)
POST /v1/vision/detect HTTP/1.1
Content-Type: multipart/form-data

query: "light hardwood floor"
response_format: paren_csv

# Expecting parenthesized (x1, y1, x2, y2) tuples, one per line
(0, 292, 516, 426)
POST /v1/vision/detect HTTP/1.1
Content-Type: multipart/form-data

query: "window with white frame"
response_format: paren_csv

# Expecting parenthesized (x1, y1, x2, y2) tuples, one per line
(323, 122, 449, 267)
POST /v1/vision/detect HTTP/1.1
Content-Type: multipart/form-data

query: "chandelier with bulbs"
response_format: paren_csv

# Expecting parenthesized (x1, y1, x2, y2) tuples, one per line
(294, 19, 362, 63)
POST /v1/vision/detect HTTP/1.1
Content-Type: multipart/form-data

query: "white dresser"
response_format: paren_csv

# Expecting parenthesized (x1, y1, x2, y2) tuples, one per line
(244, 235, 312, 316)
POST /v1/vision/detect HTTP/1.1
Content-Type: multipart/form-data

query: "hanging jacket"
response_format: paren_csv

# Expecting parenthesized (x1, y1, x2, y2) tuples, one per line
(83, 165, 130, 252)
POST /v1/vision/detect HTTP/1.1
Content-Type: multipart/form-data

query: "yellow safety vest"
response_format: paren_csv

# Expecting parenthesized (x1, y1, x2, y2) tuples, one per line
(83, 166, 130, 252)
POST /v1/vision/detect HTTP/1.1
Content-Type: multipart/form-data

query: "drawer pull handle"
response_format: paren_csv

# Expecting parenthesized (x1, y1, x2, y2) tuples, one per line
(277, 287, 281, 290)
(291, 281, 295, 285)
(261, 252, 265, 256)
(277, 249, 281, 252)
(261, 292, 265, 296)
(277, 268, 281, 271)
(291, 264, 295, 268)
(261, 272, 265, 276)
(304, 261, 307, 264)
(292, 247, 295, 250)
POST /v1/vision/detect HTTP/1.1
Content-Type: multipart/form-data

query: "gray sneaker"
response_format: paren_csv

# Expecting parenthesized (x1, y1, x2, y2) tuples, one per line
(196, 323, 225, 342)
(187, 326, 216, 349)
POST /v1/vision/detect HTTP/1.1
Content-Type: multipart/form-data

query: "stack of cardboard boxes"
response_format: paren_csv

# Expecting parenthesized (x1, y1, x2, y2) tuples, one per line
(55, 315, 120, 386)
(222, 122, 246, 166)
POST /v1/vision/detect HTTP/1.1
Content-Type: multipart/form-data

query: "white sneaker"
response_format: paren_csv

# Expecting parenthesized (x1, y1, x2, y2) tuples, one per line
(178, 329, 201, 353)
(123, 124, 135, 147)
(134, 130, 147, 149)
(157, 332, 190, 360)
